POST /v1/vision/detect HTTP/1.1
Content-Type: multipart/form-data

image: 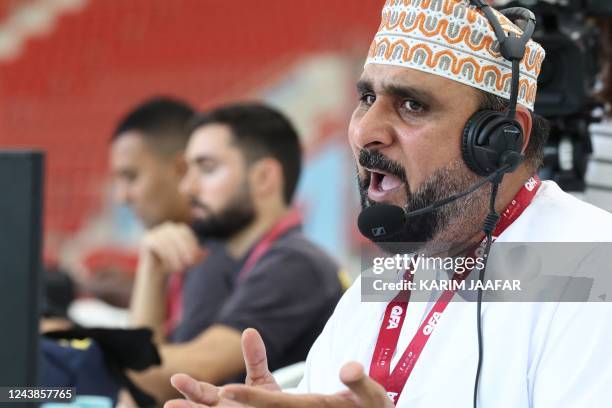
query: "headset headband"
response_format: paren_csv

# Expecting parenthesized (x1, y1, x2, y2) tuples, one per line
(470, 1, 536, 119)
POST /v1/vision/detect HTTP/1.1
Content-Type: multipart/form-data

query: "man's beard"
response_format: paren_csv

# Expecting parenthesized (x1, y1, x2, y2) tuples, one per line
(358, 149, 485, 245)
(190, 185, 256, 241)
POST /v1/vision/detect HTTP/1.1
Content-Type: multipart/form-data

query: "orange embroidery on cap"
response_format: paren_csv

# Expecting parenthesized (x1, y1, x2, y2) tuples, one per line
(366, 0, 545, 110)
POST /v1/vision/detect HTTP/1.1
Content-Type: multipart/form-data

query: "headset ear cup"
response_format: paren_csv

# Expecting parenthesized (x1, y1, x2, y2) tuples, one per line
(487, 117, 525, 173)
(461, 113, 478, 174)
(462, 110, 524, 176)
(462, 111, 496, 176)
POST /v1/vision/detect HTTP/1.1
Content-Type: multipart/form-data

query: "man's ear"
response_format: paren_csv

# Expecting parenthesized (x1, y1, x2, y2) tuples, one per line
(515, 106, 533, 154)
(172, 153, 188, 178)
(248, 158, 283, 200)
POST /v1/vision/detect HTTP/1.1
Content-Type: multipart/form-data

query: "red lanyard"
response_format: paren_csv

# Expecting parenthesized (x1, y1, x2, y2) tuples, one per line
(236, 209, 302, 282)
(369, 176, 542, 405)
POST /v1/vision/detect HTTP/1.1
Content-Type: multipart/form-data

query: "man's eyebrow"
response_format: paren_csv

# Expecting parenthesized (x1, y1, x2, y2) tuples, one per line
(356, 79, 373, 95)
(356, 78, 436, 106)
(189, 155, 217, 165)
(381, 83, 436, 106)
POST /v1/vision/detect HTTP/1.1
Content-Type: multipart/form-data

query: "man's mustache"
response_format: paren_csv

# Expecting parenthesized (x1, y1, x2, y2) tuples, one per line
(358, 149, 408, 184)
(190, 197, 211, 212)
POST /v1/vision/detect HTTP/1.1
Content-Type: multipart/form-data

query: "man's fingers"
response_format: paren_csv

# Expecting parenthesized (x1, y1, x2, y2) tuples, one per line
(170, 373, 220, 405)
(339, 362, 391, 407)
(143, 222, 203, 272)
(219, 385, 279, 407)
(178, 224, 201, 256)
(220, 385, 347, 408)
(241, 329, 276, 388)
(156, 232, 190, 271)
(339, 362, 366, 385)
(164, 399, 208, 408)
(167, 225, 199, 265)
(145, 234, 182, 272)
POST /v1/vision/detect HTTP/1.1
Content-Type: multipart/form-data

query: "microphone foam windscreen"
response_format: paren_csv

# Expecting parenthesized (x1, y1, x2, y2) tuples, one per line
(357, 204, 405, 242)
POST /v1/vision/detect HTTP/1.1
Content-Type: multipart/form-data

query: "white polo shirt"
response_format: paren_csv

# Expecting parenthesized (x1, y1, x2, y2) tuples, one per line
(297, 181, 612, 407)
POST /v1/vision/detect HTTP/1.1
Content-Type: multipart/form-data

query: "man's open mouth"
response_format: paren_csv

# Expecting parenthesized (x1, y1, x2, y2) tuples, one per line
(366, 168, 405, 202)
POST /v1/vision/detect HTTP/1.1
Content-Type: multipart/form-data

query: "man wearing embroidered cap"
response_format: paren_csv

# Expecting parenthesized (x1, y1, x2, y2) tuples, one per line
(165, 1, 612, 407)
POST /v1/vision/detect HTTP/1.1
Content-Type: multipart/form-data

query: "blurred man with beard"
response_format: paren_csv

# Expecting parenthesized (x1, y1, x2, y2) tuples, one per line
(127, 103, 343, 404)
(165, 1, 612, 408)
(110, 97, 243, 316)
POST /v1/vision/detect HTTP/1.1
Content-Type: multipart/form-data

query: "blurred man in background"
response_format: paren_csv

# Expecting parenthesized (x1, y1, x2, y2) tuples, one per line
(110, 97, 236, 404)
(110, 97, 195, 229)
(127, 102, 343, 404)
(75, 97, 197, 309)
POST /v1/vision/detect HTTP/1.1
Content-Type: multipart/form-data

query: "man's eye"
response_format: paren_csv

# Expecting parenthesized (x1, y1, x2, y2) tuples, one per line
(359, 94, 376, 106)
(403, 99, 424, 113)
(120, 172, 137, 182)
(199, 164, 216, 173)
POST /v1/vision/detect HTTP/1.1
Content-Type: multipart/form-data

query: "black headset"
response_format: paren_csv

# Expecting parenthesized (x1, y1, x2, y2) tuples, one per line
(463, 3, 537, 407)
(462, 1, 536, 177)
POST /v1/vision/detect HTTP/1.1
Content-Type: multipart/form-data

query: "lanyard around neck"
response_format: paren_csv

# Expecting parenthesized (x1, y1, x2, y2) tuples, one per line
(369, 176, 541, 405)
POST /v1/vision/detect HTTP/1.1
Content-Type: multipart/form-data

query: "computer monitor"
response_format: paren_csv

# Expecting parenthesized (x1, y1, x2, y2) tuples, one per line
(0, 150, 44, 388)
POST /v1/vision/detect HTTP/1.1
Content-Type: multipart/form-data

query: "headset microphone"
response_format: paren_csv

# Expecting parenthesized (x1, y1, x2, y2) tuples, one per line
(357, 203, 405, 242)
(357, 163, 513, 242)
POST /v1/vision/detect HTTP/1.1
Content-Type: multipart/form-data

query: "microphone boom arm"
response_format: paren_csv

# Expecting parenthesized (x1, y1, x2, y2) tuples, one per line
(404, 164, 510, 218)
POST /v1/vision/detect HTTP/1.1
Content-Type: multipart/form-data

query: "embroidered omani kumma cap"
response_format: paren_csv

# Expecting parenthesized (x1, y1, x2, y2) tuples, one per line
(366, 0, 546, 110)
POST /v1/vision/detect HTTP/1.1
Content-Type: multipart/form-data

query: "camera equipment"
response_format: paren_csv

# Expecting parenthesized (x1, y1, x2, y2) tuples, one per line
(497, 0, 611, 190)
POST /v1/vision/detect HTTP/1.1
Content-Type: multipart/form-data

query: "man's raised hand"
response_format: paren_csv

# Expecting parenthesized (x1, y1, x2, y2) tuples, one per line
(216, 362, 393, 408)
(141, 222, 206, 274)
(164, 329, 280, 408)
(165, 329, 393, 408)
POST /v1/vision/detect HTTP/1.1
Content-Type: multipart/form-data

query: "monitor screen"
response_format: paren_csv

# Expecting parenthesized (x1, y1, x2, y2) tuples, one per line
(0, 151, 44, 389)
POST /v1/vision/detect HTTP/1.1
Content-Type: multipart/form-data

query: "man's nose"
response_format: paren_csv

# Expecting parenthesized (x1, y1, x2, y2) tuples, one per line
(350, 102, 395, 151)
(179, 168, 198, 197)
(113, 183, 130, 204)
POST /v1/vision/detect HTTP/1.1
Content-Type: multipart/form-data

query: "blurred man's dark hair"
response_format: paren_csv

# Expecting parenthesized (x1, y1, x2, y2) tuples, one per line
(189, 103, 302, 204)
(113, 97, 195, 156)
